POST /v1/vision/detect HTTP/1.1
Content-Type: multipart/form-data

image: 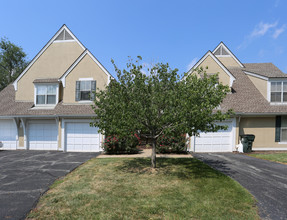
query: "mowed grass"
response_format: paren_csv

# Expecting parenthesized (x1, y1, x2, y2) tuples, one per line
(28, 158, 259, 220)
(249, 152, 287, 164)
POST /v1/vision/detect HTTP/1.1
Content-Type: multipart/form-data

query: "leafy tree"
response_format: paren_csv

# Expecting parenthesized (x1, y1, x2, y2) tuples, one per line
(92, 57, 233, 168)
(0, 37, 28, 91)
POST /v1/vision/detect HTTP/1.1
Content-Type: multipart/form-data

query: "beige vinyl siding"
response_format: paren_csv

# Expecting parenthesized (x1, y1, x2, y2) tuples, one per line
(16, 42, 84, 101)
(63, 54, 108, 104)
(217, 56, 241, 68)
(247, 75, 268, 100)
(195, 55, 231, 86)
(239, 117, 287, 149)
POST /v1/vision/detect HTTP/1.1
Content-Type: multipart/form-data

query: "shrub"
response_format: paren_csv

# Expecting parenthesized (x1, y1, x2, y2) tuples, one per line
(102, 133, 141, 154)
(156, 134, 187, 153)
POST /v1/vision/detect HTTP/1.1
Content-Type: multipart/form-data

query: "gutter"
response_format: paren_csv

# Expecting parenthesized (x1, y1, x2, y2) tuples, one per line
(234, 112, 287, 116)
(0, 114, 96, 119)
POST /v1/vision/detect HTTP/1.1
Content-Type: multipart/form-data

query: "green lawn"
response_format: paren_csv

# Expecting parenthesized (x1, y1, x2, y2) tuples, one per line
(28, 158, 259, 220)
(248, 152, 287, 164)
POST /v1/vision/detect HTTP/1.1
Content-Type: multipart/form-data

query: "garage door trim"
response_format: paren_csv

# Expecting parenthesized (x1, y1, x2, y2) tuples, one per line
(27, 120, 58, 150)
(62, 119, 102, 152)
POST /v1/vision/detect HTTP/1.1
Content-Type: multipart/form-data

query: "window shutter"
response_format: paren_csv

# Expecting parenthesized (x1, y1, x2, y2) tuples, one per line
(90, 80, 96, 101)
(275, 116, 281, 142)
(75, 81, 81, 101)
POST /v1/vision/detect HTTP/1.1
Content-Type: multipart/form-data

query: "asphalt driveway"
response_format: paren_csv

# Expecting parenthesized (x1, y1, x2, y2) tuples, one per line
(0, 150, 99, 220)
(193, 153, 287, 220)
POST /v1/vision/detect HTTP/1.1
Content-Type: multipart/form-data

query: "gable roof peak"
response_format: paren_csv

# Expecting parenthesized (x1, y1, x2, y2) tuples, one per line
(13, 24, 86, 90)
(212, 42, 244, 68)
(186, 50, 235, 87)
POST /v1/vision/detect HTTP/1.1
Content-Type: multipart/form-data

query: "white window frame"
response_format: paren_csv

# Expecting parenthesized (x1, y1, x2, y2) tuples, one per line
(78, 78, 94, 103)
(268, 79, 287, 104)
(34, 84, 59, 107)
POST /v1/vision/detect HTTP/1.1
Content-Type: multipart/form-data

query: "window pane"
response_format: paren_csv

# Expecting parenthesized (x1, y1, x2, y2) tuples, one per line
(36, 95, 45, 104)
(86, 81, 91, 90)
(281, 128, 287, 142)
(47, 85, 56, 94)
(47, 95, 56, 104)
(271, 82, 282, 92)
(80, 81, 91, 91)
(281, 116, 287, 127)
(271, 82, 276, 92)
(283, 82, 287, 91)
(283, 92, 287, 102)
(271, 92, 281, 102)
(80, 81, 86, 90)
(81, 91, 90, 100)
(276, 82, 282, 91)
(37, 86, 46, 95)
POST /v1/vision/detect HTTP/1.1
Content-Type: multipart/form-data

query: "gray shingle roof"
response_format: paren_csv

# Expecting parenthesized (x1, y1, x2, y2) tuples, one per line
(221, 67, 287, 114)
(243, 63, 287, 78)
(0, 85, 95, 117)
(1, 63, 287, 117)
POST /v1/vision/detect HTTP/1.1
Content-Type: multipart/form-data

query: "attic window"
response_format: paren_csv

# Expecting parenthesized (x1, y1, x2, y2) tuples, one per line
(214, 45, 230, 56)
(54, 29, 74, 41)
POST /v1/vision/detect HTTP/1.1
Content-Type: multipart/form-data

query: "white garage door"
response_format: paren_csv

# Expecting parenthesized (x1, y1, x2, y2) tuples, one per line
(193, 121, 234, 152)
(0, 119, 17, 150)
(65, 122, 100, 152)
(28, 121, 58, 150)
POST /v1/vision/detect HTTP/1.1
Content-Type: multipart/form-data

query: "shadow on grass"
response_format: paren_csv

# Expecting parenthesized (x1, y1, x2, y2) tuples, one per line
(192, 153, 238, 177)
(116, 157, 226, 180)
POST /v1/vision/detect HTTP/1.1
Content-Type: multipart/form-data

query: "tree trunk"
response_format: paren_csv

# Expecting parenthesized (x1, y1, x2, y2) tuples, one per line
(151, 139, 156, 168)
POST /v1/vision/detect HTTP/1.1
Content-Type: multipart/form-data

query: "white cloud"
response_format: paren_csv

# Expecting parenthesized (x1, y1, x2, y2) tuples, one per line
(273, 24, 286, 39)
(238, 21, 279, 49)
(274, 0, 280, 7)
(187, 57, 198, 71)
(251, 21, 278, 38)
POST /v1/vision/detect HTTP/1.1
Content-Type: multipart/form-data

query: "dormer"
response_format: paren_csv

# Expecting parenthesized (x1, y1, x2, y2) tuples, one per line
(243, 63, 287, 103)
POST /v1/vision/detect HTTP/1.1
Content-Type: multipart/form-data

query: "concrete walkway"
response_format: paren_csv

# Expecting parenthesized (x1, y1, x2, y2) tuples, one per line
(97, 149, 192, 158)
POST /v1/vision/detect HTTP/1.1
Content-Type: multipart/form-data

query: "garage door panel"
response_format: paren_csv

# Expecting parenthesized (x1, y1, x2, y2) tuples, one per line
(65, 122, 100, 152)
(0, 119, 17, 150)
(28, 122, 58, 151)
(194, 121, 233, 152)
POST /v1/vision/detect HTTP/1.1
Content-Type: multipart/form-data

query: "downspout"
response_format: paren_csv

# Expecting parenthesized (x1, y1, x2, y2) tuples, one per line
(238, 115, 241, 144)
(12, 118, 19, 149)
(55, 117, 59, 150)
(20, 118, 27, 150)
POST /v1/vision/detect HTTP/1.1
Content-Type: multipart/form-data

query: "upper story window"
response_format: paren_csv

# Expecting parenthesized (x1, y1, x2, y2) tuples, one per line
(75, 80, 96, 101)
(35, 84, 58, 105)
(270, 82, 287, 103)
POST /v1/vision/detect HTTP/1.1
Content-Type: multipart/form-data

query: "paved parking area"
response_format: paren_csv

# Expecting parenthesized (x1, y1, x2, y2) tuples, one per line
(0, 150, 99, 220)
(193, 153, 287, 220)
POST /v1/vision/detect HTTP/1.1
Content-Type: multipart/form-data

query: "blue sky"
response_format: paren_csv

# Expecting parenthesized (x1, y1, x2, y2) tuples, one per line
(0, 0, 286, 77)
